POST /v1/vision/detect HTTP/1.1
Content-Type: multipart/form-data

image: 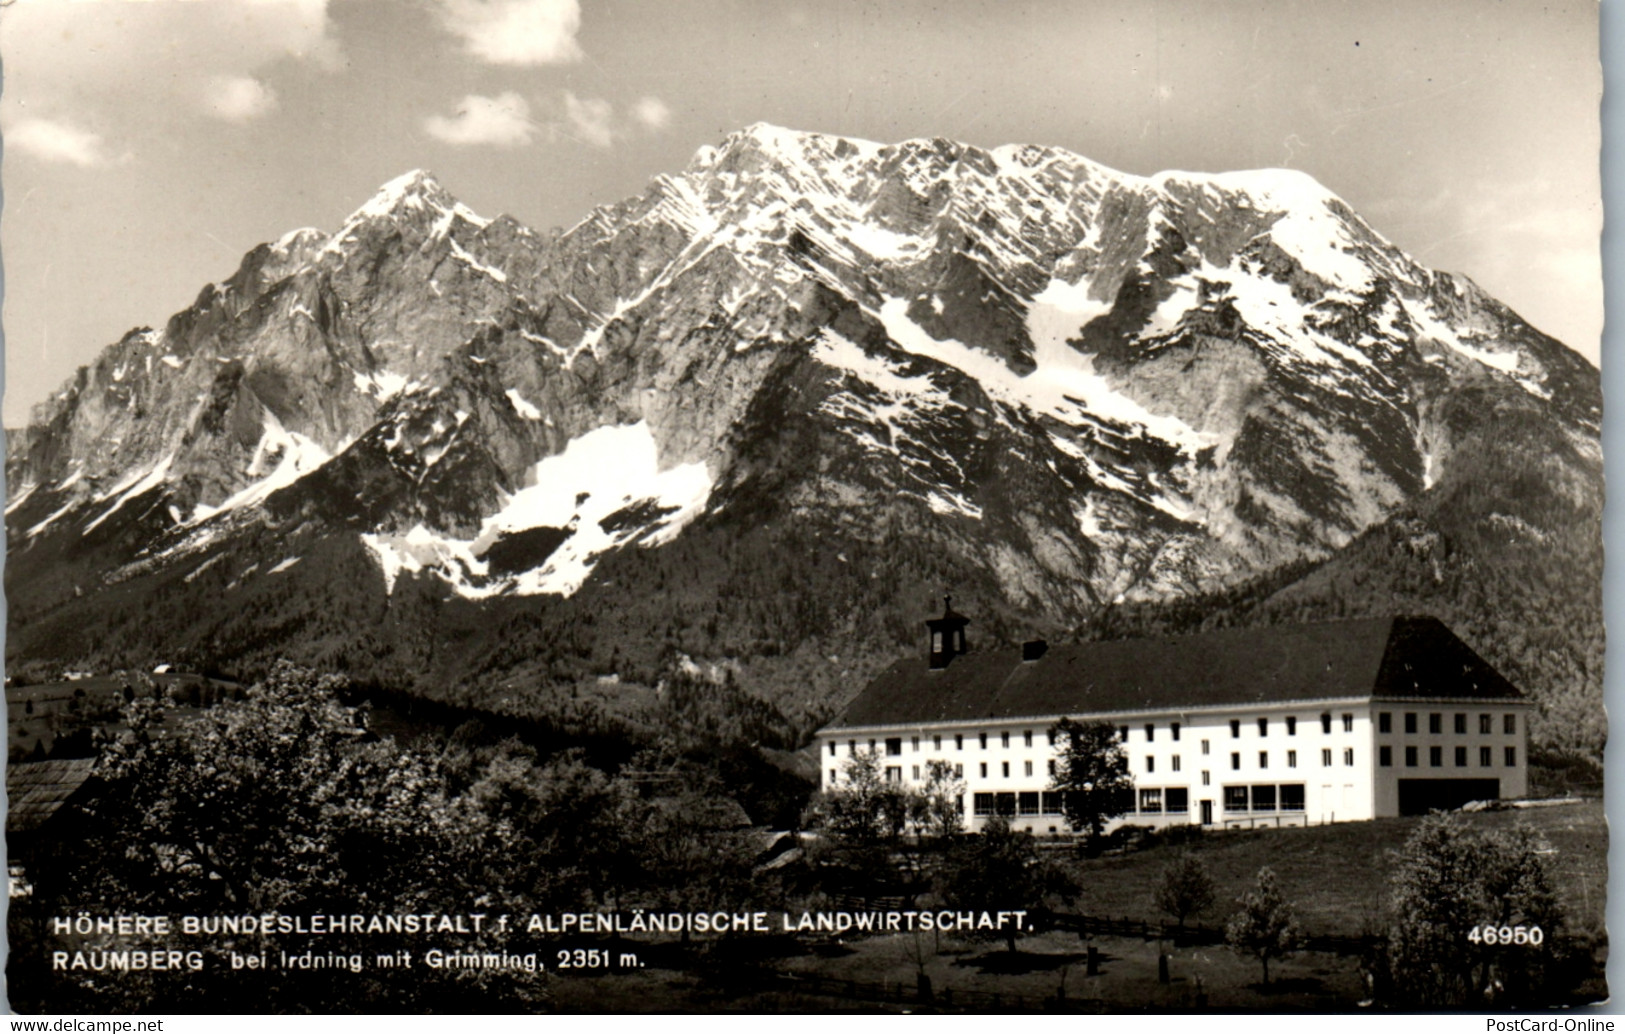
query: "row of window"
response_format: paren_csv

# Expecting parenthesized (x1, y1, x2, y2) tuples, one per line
(1220, 748, 1355, 770)
(972, 791, 1069, 817)
(832, 729, 1053, 758)
(1223, 783, 1307, 813)
(1123, 715, 1357, 742)
(829, 709, 1522, 763)
(1381, 745, 1516, 768)
(1135, 787, 1191, 814)
(1378, 712, 1517, 735)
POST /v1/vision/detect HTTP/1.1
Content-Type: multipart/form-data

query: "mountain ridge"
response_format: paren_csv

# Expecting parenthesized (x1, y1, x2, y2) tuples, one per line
(5, 125, 1601, 752)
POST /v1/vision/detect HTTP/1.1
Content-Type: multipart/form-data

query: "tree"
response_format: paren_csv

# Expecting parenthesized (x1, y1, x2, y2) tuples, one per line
(1047, 718, 1133, 848)
(1225, 866, 1302, 985)
(938, 815, 1074, 953)
(15, 663, 547, 1013)
(912, 758, 966, 840)
(1153, 854, 1216, 932)
(1382, 813, 1564, 1008)
(816, 748, 912, 846)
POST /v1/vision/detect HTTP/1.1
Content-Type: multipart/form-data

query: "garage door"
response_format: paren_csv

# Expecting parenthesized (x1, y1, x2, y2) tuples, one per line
(1396, 778, 1501, 815)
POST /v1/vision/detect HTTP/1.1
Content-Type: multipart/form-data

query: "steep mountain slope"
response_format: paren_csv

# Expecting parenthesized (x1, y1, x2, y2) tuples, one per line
(5, 125, 1600, 746)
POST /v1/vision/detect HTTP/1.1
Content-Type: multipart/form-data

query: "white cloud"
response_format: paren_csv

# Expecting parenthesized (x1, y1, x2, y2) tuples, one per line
(631, 96, 671, 132)
(563, 91, 617, 148)
(431, 0, 583, 66)
(6, 117, 108, 167)
(204, 76, 279, 122)
(424, 92, 535, 147)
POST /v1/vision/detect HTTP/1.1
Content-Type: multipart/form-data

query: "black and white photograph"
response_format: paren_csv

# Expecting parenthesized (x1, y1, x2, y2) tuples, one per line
(1, 0, 1607, 1015)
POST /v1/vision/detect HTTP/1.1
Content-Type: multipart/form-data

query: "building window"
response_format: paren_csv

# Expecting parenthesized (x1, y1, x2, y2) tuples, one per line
(869, 739, 877, 753)
(1379, 712, 1391, 733)
(1024, 729, 1033, 747)
(912, 765, 921, 780)
(1018, 791, 1040, 816)
(1379, 745, 1392, 767)
(1405, 713, 1417, 734)
(1480, 714, 1492, 735)
(1167, 788, 1189, 814)
(829, 768, 838, 784)
(1024, 760, 1033, 777)
(979, 762, 988, 778)
(1139, 789, 1163, 814)
(1429, 746, 1442, 767)
(1145, 723, 1155, 743)
(849, 740, 857, 756)
(955, 763, 963, 778)
(1287, 750, 1297, 768)
(1321, 713, 1332, 734)
(1506, 746, 1517, 767)
(1479, 746, 1492, 767)
(1454, 714, 1467, 735)
(1230, 720, 1241, 739)
(1405, 746, 1418, 767)
(1429, 713, 1442, 735)
(885, 766, 902, 783)
(1201, 739, 1210, 755)
(886, 738, 903, 756)
(1321, 748, 1332, 766)
(1281, 784, 1306, 811)
(1047, 759, 1056, 776)
(1001, 731, 1010, 748)
(829, 742, 837, 756)
(1172, 756, 1182, 772)
(1224, 785, 1249, 812)
(1230, 752, 1241, 771)
(1172, 722, 1181, 741)
(1258, 717, 1269, 737)
(1042, 791, 1064, 815)
(955, 734, 964, 751)
(1146, 756, 1156, 774)
(934, 734, 943, 751)
(1344, 748, 1354, 766)
(1251, 785, 1277, 812)
(1202, 770, 1211, 786)
(980, 732, 988, 750)
(1259, 751, 1269, 769)
(1505, 714, 1517, 735)
(1001, 761, 1010, 778)
(1119, 725, 1130, 742)
(973, 793, 996, 816)
(1342, 714, 1354, 733)
(1454, 746, 1467, 767)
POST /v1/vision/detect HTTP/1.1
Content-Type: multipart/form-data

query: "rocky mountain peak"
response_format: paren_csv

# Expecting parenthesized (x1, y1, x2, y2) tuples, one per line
(3, 127, 1602, 722)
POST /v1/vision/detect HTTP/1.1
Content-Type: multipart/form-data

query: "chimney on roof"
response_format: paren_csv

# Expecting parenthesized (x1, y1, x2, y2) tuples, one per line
(926, 595, 970, 670)
(1022, 639, 1048, 661)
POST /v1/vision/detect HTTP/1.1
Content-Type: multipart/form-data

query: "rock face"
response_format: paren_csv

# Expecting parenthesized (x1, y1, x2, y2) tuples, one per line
(4, 126, 1601, 720)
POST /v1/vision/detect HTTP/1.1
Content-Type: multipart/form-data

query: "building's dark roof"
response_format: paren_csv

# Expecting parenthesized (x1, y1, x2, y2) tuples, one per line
(830, 616, 1522, 729)
(7, 757, 96, 833)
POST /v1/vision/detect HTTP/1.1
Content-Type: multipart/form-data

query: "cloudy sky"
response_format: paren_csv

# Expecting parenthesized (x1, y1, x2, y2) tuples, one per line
(0, 0, 1602, 425)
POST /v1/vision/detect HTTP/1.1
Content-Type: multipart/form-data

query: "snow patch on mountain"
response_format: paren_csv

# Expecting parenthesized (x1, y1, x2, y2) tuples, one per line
(359, 421, 713, 599)
(189, 409, 333, 523)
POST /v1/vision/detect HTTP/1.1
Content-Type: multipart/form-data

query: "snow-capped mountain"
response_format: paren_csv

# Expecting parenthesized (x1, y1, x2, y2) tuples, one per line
(5, 125, 1600, 727)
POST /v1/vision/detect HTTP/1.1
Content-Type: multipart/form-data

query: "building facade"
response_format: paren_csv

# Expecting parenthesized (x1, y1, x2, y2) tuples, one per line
(815, 609, 1530, 834)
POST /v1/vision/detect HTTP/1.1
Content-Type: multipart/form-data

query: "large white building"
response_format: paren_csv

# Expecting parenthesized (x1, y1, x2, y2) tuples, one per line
(815, 604, 1531, 833)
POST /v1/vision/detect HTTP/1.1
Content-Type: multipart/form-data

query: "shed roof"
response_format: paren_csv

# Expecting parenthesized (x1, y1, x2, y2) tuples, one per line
(829, 616, 1521, 729)
(7, 757, 97, 833)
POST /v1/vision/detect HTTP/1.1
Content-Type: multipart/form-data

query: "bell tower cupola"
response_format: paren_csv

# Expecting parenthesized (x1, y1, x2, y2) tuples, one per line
(926, 595, 970, 669)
